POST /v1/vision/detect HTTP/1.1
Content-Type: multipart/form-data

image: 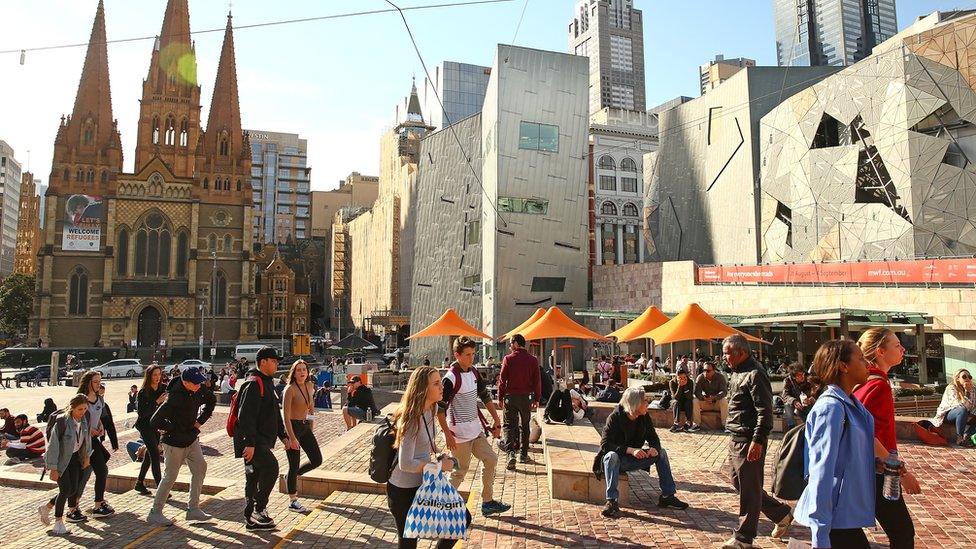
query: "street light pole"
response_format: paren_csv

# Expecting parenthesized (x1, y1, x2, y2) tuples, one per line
(198, 298, 204, 361)
(211, 251, 217, 357)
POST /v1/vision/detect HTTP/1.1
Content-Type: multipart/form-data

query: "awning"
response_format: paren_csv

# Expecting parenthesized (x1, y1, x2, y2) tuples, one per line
(499, 308, 547, 342)
(333, 334, 375, 350)
(519, 306, 608, 341)
(639, 303, 770, 345)
(407, 308, 491, 340)
(606, 306, 670, 342)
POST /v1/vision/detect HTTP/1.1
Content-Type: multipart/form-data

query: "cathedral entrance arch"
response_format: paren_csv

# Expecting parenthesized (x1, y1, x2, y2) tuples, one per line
(137, 306, 162, 348)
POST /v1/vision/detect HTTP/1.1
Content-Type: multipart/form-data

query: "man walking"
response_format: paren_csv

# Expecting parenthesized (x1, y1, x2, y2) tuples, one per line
(234, 347, 290, 530)
(722, 334, 792, 549)
(497, 334, 541, 470)
(146, 368, 216, 526)
(437, 336, 511, 516)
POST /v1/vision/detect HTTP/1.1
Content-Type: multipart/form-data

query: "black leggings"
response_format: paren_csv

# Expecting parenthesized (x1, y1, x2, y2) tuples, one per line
(88, 437, 109, 502)
(51, 452, 83, 518)
(875, 474, 915, 548)
(386, 482, 470, 549)
(137, 427, 162, 485)
(286, 420, 323, 494)
(830, 528, 870, 548)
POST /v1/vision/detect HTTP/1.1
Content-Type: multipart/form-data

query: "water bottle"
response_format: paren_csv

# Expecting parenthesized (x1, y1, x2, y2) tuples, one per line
(882, 450, 901, 501)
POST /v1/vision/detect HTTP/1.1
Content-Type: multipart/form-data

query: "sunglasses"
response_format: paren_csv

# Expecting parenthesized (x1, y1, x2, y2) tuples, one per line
(962, 375, 972, 381)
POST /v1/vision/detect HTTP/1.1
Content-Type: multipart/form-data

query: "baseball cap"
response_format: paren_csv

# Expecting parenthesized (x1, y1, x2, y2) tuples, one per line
(181, 367, 206, 385)
(256, 347, 281, 362)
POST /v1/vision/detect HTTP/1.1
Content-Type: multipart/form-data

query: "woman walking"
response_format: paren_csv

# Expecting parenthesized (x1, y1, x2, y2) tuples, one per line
(387, 366, 470, 549)
(134, 364, 167, 495)
(795, 340, 876, 548)
(77, 371, 116, 518)
(37, 394, 92, 535)
(855, 328, 921, 548)
(931, 369, 976, 446)
(283, 360, 323, 513)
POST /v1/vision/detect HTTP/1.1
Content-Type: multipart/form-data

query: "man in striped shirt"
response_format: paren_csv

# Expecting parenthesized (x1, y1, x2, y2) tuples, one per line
(4, 414, 45, 462)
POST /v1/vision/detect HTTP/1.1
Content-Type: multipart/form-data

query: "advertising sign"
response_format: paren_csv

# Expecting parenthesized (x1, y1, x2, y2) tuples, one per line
(62, 194, 104, 251)
(698, 258, 976, 285)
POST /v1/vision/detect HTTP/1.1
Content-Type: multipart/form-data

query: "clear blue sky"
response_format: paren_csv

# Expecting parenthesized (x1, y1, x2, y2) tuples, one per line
(2, 0, 974, 190)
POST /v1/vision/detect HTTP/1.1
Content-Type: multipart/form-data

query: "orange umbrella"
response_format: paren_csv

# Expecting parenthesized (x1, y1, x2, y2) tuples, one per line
(408, 308, 491, 340)
(638, 303, 769, 345)
(606, 306, 670, 342)
(499, 308, 546, 342)
(518, 306, 608, 341)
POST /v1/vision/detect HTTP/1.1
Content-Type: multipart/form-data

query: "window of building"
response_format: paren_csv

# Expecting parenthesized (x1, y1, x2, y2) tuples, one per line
(165, 116, 175, 146)
(176, 232, 189, 277)
(86, 169, 94, 183)
(210, 271, 227, 316)
(599, 175, 616, 191)
(273, 317, 284, 332)
(274, 279, 285, 292)
(116, 229, 128, 276)
(83, 126, 93, 146)
(598, 156, 616, 170)
(101, 170, 109, 183)
(462, 273, 481, 288)
(609, 35, 633, 72)
(219, 135, 229, 156)
(465, 220, 480, 245)
(223, 234, 232, 252)
(622, 202, 639, 217)
(68, 267, 89, 315)
(497, 197, 549, 215)
(623, 228, 638, 264)
(152, 116, 160, 144)
(530, 276, 566, 292)
(63, 168, 69, 181)
(601, 201, 617, 216)
(518, 121, 559, 152)
(208, 233, 217, 253)
(236, 179, 242, 191)
(76, 169, 83, 182)
(134, 213, 171, 277)
(620, 158, 637, 172)
(179, 119, 188, 147)
(620, 177, 637, 193)
(602, 224, 616, 265)
(203, 177, 209, 190)
(273, 296, 284, 311)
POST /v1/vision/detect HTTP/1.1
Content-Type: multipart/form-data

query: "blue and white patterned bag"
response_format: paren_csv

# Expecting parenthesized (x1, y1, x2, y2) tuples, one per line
(403, 462, 469, 540)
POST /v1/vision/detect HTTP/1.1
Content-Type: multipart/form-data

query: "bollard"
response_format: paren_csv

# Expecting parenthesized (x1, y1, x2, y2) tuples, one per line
(50, 351, 60, 386)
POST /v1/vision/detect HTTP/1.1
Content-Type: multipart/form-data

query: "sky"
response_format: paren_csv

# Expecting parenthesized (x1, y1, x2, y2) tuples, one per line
(2, 0, 974, 192)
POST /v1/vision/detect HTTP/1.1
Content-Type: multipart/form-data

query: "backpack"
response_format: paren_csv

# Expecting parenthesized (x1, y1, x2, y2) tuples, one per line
(226, 376, 264, 437)
(369, 415, 398, 483)
(772, 394, 845, 500)
(45, 410, 68, 443)
(913, 419, 948, 446)
(445, 365, 489, 435)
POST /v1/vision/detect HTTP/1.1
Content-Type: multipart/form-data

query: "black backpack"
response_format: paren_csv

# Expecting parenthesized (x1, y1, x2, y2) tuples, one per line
(772, 394, 846, 500)
(368, 415, 399, 483)
(45, 409, 68, 442)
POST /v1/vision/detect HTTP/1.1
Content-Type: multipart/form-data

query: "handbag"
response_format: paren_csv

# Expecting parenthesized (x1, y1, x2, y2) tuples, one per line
(402, 413, 468, 540)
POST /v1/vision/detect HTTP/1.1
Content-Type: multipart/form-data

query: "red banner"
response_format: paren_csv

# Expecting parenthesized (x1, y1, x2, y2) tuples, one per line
(697, 258, 976, 285)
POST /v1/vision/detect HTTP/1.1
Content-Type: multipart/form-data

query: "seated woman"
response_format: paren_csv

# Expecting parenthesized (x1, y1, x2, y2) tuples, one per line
(570, 383, 589, 420)
(38, 398, 57, 423)
(931, 369, 976, 446)
(544, 380, 574, 425)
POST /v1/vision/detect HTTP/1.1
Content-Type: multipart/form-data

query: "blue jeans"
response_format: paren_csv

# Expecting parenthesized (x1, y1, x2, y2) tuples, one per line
(946, 406, 975, 439)
(602, 448, 677, 502)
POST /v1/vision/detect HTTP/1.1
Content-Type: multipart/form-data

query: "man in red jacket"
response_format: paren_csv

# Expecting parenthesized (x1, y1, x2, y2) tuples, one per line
(498, 334, 541, 470)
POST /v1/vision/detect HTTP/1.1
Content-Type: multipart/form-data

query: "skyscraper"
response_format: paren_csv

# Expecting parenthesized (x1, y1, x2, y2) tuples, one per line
(420, 61, 491, 130)
(0, 140, 23, 277)
(699, 55, 756, 95)
(774, 0, 898, 67)
(568, 0, 646, 114)
(247, 130, 311, 244)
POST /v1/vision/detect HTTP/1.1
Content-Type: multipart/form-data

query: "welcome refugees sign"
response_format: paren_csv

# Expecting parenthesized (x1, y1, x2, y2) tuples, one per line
(62, 194, 104, 252)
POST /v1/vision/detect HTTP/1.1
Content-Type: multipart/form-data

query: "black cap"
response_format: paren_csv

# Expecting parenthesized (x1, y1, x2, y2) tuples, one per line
(256, 347, 281, 362)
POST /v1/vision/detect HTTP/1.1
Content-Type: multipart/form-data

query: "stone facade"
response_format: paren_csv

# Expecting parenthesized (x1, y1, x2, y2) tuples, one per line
(14, 171, 40, 275)
(254, 253, 309, 338)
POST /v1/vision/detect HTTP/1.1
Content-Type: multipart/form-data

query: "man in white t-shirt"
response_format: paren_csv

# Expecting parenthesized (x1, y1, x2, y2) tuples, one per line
(437, 336, 511, 516)
(635, 353, 648, 373)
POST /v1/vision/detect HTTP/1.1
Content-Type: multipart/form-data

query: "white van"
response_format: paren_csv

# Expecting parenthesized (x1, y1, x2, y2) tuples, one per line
(234, 344, 268, 363)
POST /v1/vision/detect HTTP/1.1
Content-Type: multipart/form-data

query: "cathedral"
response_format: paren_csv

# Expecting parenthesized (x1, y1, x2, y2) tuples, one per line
(31, 0, 257, 348)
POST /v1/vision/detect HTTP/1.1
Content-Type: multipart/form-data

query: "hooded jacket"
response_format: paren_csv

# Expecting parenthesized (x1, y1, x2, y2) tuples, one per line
(150, 379, 215, 448)
(592, 404, 662, 478)
(233, 368, 286, 457)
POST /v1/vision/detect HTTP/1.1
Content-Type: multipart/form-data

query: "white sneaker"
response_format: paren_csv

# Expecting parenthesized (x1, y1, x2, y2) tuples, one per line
(52, 520, 70, 535)
(38, 504, 51, 526)
(288, 500, 309, 513)
(720, 538, 753, 549)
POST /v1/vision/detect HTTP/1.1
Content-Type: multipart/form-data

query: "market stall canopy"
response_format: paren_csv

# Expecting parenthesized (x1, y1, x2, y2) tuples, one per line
(334, 334, 376, 350)
(518, 306, 608, 341)
(499, 308, 547, 342)
(638, 303, 770, 345)
(407, 308, 492, 340)
(606, 306, 670, 342)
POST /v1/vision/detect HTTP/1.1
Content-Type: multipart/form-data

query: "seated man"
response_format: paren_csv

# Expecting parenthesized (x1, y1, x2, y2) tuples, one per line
(595, 380, 623, 403)
(781, 362, 813, 429)
(668, 369, 695, 432)
(4, 413, 45, 463)
(544, 380, 575, 425)
(341, 376, 380, 430)
(692, 362, 729, 431)
(593, 387, 688, 518)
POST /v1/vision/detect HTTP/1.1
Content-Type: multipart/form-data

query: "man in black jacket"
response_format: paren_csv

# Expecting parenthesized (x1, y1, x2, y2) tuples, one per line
(341, 375, 380, 430)
(146, 367, 215, 526)
(234, 347, 290, 530)
(722, 334, 792, 548)
(593, 387, 688, 518)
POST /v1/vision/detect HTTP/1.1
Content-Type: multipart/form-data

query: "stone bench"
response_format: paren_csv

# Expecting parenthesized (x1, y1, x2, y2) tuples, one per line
(0, 469, 57, 490)
(895, 415, 957, 442)
(587, 400, 722, 430)
(105, 460, 235, 495)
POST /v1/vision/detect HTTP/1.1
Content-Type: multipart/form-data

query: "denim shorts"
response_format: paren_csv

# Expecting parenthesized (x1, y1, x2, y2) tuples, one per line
(346, 406, 367, 421)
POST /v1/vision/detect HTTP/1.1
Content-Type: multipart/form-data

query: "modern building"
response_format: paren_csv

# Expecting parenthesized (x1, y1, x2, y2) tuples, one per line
(589, 108, 657, 267)
(15, 172, 41, 275)
(699, 55, 756, 95)
(773, 0, 897, 67)
(247, 130, 311, 244)
(643, 65, 840, 266)
(647, 96, 693, 115)
(0, 140, 23, 277)
(568, 0, 646, 114)
(410, 44, 590, 361)
(32, 1, 257, 348)
(420, 61, 491, 130)
(309, 172, 378, 239)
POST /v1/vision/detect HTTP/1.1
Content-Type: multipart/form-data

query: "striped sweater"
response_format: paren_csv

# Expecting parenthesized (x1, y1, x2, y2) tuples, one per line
(18, 425, 45, 456)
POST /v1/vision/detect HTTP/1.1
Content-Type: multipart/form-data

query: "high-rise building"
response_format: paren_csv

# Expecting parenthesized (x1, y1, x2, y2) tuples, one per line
(420, 61, 491, 130)
(309, 172, 378, 239)
(0, 140, 23, 277)
(569, 0, 646, 115)
(247, 130, 311, 244)
(773, 0, 898, 67)
(15, 172, 41, 275)
(699, 55, 756, 95)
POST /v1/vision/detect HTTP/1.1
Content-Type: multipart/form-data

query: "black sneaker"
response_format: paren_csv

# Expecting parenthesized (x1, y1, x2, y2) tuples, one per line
(245, 516, 276, 530)
(688, 423, 702, 432)
(519, 454, 532, 464)
(506, 456, 516, 470)
(601, 499, 620, 518)
(669, 424, 681, 432)
(681, 423, 691, 432)
(65, 509, 88, 523)
(658, 495, 689, 510)
(91, 503, 115, 518)
(133, 483, 152, 496)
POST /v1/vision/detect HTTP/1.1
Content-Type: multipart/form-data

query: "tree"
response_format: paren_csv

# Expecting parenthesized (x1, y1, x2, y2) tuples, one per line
(0, 273, 34, 336)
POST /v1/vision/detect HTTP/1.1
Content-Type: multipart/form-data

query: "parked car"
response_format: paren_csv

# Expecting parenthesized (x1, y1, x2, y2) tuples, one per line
(382, 347, 409, 365)
(177, 359, 212, 373)
(75, 358, 144, 378)
(14, 365, 67, 383)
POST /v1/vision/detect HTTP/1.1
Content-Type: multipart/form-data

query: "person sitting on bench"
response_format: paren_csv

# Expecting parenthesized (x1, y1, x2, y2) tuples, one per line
(544, 379, 575, 425)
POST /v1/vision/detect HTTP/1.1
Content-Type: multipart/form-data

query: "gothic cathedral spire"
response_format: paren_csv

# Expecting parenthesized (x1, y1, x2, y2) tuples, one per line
(134, 0, 202, 177)
(50, 0, 123, 193)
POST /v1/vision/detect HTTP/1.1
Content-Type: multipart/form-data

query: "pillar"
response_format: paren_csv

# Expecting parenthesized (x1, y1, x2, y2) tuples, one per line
(616, 223, 624, 265)
(637, 226, 645, 263)
(839, 314, 850, 340)
(916, 324, 928, 384)
(796, 322, 804, 367)
(595, 220, 603, 265)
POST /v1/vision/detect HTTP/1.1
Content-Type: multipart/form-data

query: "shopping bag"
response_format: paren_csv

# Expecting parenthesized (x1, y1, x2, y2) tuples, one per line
(403, 462, 469, 540)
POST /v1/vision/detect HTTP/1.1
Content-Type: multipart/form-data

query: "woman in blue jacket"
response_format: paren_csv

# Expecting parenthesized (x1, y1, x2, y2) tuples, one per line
(795, 339, 876, 548)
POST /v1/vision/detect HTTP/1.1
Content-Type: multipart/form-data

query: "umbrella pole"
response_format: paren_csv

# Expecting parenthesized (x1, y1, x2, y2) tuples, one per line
(692, 342, 697, 372)
(648, 338, 655, 378)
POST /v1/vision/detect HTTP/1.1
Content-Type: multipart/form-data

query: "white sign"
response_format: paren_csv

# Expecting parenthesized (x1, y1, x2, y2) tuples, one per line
(130, 339, 137, 347)
(159, 339, 166, 347)
(210, 348, 217, 356)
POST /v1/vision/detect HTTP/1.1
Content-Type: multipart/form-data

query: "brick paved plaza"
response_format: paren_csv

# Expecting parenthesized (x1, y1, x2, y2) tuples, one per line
(2, 382, 975, 548)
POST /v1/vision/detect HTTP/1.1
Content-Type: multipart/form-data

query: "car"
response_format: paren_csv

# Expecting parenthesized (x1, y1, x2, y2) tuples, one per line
(14, 365, 67, 383)
(177, 359, 212, 373)
(382, 347, 409, 365)
(85, 358, 144, 378)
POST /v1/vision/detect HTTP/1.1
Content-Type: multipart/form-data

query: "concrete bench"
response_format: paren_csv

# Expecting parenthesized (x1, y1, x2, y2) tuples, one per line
(587, 400, 722, 430)
(895, 415, 957, 442)
(105, 461, 235, 495)
(0, 469, 57, 490)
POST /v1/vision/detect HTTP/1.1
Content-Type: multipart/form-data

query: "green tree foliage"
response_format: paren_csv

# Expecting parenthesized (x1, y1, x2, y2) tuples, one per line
(0, 274, 34, 335)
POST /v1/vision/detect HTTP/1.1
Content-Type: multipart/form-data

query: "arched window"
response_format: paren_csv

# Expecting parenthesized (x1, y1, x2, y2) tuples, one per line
(210, 270, 227, 316)
(598, 155, 616, 170)
(117, 229, 128, 276)
(164, 116, 175, 146)
(236, 179, 241, 191)
(63, 168, 69, 181)
(152, 116, 160, 144)
(179, 119, 188, 147)
(75, 169, 83, 182)
(68, 267, 89, 315)
(225, 179, 231, 191)
(208, 234, 217, 252)
(223, 235, 232, 252)
(623, 202, 639, 217)
(601, 201, 617, 216)
(176, 231, 189, 277)
(86, 169, 94, 183)
(83, 126, 93, 145)
(620, 157, 637, 172)
(101, 170, 108, 183)
(134, 212, 171, 277)
(219, 136, 229, 156)
(203, 177, 209, 190)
